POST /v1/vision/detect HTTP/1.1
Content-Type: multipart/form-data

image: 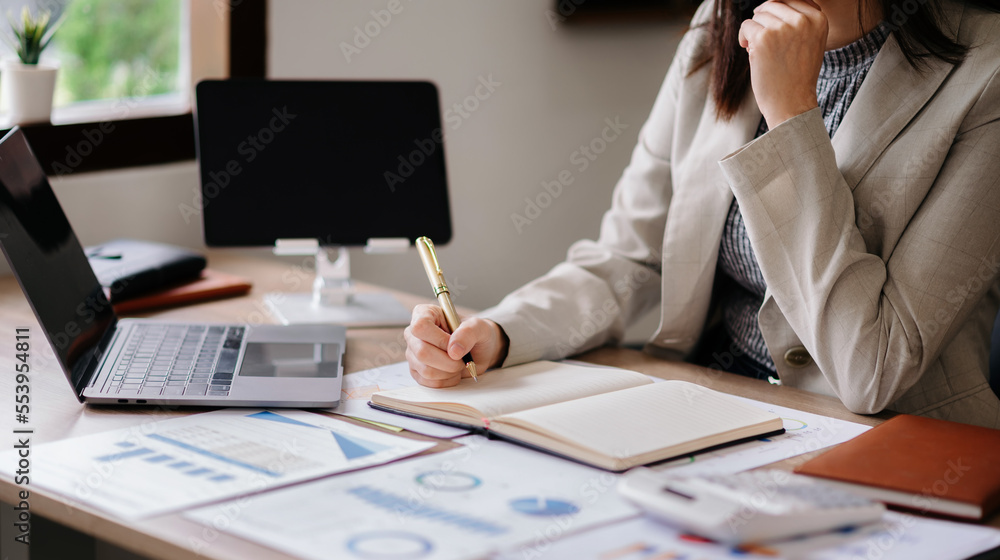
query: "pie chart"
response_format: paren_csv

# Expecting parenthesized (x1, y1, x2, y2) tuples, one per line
(509, 497, 580, 516)
(414, 471, 482, 492)
(782, 417, 808, 431)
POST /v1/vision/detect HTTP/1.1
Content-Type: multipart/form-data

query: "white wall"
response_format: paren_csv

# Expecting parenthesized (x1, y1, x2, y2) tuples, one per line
(50, 162, 206, 249)
(0, 162, 209, 276)
(7, 1, 687, 339)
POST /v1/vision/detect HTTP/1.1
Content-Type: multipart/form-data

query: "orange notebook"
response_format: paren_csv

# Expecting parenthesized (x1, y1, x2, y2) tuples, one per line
(111, 269, 252, 315)
(795, 414, 1000, 519)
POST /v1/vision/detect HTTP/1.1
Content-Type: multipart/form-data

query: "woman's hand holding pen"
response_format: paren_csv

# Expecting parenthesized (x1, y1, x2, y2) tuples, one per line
(404, 304, 509, 388)
(739, 0, 828, 129)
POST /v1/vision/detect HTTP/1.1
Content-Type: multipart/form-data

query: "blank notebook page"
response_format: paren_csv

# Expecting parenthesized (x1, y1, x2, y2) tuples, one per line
(377, 361, 652, 418)
(497, 380, 779, 457)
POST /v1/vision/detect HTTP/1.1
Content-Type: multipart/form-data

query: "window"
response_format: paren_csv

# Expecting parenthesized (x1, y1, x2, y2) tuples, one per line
(52, 0, 187, 121)
(0, 0, 262, 175)
(0, 0, 188, 122)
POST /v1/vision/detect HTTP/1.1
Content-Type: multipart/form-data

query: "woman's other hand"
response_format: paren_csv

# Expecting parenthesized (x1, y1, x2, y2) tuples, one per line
(739, 0, 828, 128)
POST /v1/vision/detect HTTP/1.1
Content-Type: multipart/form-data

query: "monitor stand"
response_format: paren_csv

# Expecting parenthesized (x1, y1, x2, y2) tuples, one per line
(264, 240, 412, 327)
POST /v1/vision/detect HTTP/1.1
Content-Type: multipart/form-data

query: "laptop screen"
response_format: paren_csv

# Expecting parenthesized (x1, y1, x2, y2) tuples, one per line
(0, 128, 116, 398)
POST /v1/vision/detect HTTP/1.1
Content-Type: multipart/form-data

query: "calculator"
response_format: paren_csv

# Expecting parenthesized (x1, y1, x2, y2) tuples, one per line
(618, 468, 885, 544)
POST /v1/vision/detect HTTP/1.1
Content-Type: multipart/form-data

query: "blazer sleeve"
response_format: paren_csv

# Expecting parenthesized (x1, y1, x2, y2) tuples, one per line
(718, 68, 1000, 414)
(478, 7, 712, 367)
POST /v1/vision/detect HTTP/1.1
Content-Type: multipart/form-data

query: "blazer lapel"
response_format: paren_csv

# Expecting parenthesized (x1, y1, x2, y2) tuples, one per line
(832, 3, 964, 188)
(655, 92, 762, 352)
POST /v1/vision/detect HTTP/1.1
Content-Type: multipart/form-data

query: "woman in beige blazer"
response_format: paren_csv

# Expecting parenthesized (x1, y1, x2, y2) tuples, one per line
(405, 0, 1000, 428)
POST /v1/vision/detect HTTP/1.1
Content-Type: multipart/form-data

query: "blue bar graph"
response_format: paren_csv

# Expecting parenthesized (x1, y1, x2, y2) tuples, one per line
(95, 448, 154, 462)
(92, 443, 241, 483)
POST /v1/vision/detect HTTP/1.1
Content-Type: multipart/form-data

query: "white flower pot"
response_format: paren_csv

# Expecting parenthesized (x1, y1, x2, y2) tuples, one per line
(2, 60, 58, 125)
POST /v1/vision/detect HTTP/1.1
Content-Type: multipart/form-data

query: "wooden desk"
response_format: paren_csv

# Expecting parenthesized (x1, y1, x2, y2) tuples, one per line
(0, 252, 996, 560)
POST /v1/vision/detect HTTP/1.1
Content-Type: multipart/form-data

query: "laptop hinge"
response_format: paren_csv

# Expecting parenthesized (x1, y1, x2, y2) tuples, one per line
(76, 317, 120, 399)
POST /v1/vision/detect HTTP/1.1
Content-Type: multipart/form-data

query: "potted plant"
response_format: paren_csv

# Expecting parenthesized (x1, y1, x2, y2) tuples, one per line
(2, 6, 61, 125)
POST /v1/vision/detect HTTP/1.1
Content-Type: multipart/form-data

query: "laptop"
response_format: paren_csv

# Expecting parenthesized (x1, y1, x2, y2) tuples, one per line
(0, 127, 345, 407)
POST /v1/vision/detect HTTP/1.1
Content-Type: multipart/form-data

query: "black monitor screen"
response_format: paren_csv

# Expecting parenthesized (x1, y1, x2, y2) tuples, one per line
(0, 128, 116, 398)
(195, 80, 452, 247)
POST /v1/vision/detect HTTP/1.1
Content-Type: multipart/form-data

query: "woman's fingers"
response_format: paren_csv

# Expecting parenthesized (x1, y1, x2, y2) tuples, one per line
(768, 0, 824, 17)
(754, 0, 826, 38)
(404, 304, 466, 386)
(407, 304, 452, 350)
(738, 19, 764, 49)
(406, 355, 462, 388)
(405, 331, 464, 374)
(754, 1, 807, 23)
(747, 11, 787, 42)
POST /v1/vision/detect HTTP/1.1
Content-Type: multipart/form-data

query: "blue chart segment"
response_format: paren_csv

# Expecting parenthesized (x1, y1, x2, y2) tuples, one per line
(346, 531, 433, 559)
(347, 485, 508, 535)
(333, 432, 391, 460)
(246, 410, 391, 460)
(246, 410, 318, 428)
(509, 497, 580, 517)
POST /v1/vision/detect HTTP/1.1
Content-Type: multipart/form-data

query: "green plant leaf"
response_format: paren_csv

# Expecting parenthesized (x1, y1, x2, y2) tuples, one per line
(6, 6, 59, 65)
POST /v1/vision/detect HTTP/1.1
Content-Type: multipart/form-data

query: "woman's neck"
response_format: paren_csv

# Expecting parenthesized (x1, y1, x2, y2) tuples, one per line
(816, 0, 883, 50)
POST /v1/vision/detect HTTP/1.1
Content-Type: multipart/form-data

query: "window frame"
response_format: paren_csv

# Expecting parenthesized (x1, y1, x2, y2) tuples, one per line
(0, 0, 267, 176)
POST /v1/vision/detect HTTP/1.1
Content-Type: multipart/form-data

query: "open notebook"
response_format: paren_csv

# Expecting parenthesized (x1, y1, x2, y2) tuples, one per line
(370, 361, 784, 471)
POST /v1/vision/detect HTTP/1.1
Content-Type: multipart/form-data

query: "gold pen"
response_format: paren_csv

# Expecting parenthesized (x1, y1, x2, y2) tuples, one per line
(415, 236, 478, 381)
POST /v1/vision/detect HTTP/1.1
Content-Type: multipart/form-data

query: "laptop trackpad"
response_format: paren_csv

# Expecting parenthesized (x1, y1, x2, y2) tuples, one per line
(237, 342, 340, 378)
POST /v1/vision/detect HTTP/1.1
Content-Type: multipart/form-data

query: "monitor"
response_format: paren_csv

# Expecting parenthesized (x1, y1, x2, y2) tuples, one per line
(194, 79, 452, 247)
(195, 80, 453, 325)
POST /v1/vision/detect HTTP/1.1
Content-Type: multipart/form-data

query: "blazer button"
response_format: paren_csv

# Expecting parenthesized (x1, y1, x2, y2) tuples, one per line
(783, 346, 812, 368)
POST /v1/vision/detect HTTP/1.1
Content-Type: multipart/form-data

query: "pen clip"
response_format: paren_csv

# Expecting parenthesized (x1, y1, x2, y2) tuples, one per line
(416, 236, 451, 296)
(418, 237, 442, 273)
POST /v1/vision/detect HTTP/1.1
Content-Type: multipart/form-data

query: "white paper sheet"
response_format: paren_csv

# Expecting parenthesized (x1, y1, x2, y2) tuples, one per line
(494, 512, 1000, 560)
(651, 396, 871, 476)
(185, 435, 640, 560)
(0, 409, 434, 519)
(331, 361, 471, 438)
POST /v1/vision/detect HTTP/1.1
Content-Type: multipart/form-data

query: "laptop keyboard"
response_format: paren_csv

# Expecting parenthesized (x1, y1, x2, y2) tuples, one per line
(102, 324, 245, 398)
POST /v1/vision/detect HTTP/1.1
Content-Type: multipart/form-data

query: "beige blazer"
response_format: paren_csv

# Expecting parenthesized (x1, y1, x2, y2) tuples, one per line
(482, 0, 1000, 427)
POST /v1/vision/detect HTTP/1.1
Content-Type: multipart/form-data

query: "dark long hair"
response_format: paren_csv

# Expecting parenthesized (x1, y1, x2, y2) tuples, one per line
(702, 0, 1000, 120)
